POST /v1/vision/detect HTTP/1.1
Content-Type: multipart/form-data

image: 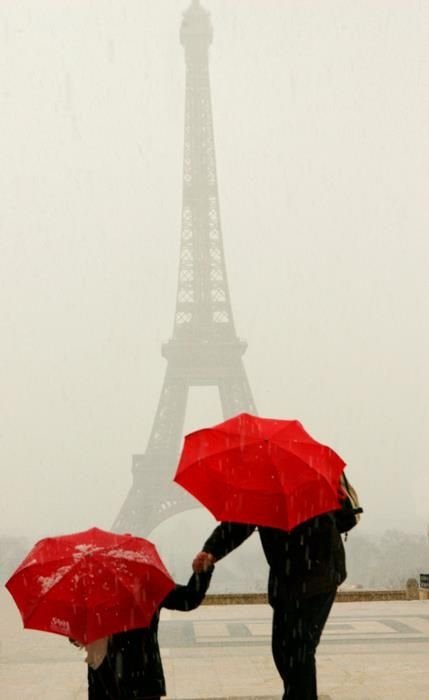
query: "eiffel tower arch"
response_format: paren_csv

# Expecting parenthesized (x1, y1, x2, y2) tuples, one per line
(114, 0, 256, 537)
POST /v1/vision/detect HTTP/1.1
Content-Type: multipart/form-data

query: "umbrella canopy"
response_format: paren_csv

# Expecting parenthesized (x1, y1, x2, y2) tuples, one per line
(5, 527, 175, 645)
(174, 412, 346, 532)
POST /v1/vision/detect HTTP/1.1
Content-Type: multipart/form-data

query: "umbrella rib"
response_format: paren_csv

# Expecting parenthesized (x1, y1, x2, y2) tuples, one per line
(90, 553, 168, 607)
(272, 446, 338, 478)
(16, 553, 75, 575)
(90, 555, 139, 604)
(203, 463, 284, 496)
(283, 471, 338, 499)
(13, 543, 112, 581)
(181, 439, 264, 466)
(211, 421, 314, 444)
(192, 424, 262, 442)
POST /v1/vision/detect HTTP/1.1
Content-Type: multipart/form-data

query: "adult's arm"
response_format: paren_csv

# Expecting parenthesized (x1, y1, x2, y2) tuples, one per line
(161, 570, 213, 611)
(202, 521, 256, 561)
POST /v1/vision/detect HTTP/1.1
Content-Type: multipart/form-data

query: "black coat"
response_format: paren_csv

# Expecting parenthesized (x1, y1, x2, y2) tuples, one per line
(203, 514, 346, 604)
(88, 570, 212, 699)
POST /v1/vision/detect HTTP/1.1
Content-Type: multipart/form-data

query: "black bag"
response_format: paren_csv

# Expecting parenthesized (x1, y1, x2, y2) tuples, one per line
(334, 472, 363, 538)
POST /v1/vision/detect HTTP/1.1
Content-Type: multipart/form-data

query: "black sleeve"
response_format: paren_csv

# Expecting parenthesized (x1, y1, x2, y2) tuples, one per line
(161, 570, 213, 611)
(202, 521, 256, 561)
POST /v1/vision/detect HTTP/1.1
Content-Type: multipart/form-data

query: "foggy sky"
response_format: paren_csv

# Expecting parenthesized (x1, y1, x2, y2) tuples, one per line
(1, 0, 428, 543)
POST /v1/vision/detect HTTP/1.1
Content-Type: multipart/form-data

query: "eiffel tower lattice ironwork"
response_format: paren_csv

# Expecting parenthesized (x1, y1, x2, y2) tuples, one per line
(114, 0, 256, 535)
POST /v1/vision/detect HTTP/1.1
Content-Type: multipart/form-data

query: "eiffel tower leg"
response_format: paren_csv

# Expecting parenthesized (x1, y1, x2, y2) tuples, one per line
(219, 362, 257, 418)
(146, 369, 189, 456)
(113, 370, 197, 535)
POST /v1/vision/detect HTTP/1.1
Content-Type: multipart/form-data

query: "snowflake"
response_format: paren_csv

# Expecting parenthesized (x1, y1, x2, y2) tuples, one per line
(38, 565, 73, 594)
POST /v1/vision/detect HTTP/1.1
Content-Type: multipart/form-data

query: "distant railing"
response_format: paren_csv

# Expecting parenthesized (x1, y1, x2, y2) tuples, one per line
(203, 578, 428, 604)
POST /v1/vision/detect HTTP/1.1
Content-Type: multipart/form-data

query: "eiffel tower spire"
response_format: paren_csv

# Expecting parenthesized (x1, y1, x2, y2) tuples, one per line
(175, 0, 235, 335)
(114, 1, 256, 535)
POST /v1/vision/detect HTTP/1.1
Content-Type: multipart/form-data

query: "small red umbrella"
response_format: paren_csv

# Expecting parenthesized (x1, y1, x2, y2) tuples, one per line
(174, 412, 346, 532)
(5, 527, 175, 645)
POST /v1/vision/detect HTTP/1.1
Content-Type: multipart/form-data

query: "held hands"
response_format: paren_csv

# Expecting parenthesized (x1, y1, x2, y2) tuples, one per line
(192, 551, 215, 573)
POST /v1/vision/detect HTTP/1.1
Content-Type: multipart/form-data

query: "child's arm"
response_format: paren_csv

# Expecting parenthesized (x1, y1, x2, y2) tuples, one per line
(161, 569, 213, 611)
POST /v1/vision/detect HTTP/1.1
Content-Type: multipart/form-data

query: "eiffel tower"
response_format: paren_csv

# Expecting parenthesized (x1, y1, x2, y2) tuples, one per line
(114, 0, 256, 536)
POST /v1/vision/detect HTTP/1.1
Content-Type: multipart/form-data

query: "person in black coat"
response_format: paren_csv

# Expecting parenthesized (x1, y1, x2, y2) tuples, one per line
(82, 568, 213, 700)
(193, 514, 346, 700)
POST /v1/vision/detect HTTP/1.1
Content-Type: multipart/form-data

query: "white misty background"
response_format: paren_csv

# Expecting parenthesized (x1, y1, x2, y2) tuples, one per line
(0, 1, 428, 589)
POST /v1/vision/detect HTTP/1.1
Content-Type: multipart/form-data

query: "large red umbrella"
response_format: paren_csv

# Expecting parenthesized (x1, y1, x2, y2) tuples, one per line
(5, 527, 175, 645)
(174, 412, 346, 532)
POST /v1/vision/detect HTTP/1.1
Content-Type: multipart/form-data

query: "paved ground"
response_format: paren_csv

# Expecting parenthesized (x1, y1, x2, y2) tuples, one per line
(1, 589, 429, 699)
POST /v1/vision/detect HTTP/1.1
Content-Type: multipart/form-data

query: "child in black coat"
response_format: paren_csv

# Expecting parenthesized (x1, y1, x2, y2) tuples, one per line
(72, 568, 213, 699)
